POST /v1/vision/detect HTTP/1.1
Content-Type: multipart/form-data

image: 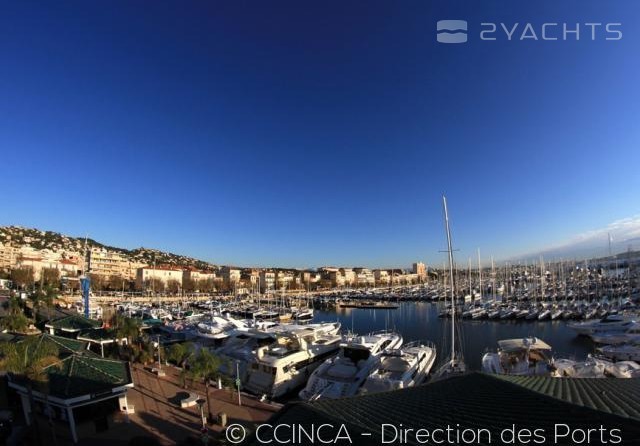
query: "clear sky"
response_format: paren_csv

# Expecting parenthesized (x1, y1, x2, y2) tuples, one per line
(1, 1, 639, 268)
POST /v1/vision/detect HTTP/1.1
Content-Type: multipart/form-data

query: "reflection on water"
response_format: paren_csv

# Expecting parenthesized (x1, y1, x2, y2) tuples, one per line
(312, 301, 595, 370)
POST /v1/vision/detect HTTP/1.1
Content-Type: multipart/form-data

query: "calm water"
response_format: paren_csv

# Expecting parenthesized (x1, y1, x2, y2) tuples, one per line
(312, 301, 595, 370)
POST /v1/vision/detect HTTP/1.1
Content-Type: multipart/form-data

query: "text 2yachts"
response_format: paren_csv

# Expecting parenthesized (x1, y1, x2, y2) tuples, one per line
(476, 22, 622, 41)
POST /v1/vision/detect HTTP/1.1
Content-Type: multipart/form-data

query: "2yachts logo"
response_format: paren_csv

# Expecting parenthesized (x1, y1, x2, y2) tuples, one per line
(437, 20, 622, 43)
(437, 20, 468, 43)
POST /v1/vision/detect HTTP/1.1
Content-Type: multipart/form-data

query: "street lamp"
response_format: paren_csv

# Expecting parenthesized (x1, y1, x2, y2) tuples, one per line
(196, 398, 207, 429)
(152, 335, 165, 376)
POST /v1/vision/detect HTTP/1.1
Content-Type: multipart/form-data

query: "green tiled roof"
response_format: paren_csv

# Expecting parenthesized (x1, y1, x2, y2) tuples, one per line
(495, 375, 640, 421)
(38, 334, 89, 355)
(77, 328, 116, 342)
(260, 373, 640, 446)
(44, 355, 132, 399)
(45, 314, 101, 331)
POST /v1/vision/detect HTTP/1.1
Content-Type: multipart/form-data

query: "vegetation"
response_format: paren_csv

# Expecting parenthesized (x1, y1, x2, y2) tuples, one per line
(10, 267, 34, 289)
(187, 348, 222, 423)
(109, 313, 142, 346)
(0, 295, 31, 332)
(0, 336, 61, 445)
(0, 225, 217, 272)
(40, 268, 60, 288)
(166, 342, 195, 368)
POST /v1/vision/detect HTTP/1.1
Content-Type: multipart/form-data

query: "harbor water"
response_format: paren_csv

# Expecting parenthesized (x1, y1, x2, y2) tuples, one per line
(312, 301, 594, 370)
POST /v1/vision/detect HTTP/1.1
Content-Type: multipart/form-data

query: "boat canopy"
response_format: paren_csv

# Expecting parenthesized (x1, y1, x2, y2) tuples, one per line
(498, 337, 552, 352)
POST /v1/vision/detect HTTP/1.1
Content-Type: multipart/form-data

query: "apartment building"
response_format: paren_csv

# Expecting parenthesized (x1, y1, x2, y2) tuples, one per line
(354, 268, 375, 287)
(413, 262, 427, 279)
(87, 248, 145, 280)
(135, 266, 183, 290)
(374, 269, 391, 285)
(183, 268, 216, 283)
(220, 266, 241, 283)
(341, 268, 355, 286)
(275, 270, 297, 289)
(259, 270, 276, 292)
(0, 242, 19, 272)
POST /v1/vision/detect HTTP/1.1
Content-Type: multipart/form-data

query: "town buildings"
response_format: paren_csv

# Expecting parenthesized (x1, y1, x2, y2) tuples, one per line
(135, 266, 184, 290)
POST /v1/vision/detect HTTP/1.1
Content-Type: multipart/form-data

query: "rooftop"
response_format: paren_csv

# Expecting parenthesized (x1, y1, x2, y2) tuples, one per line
(261, 373, 640, 445)
(45, 314, 102, 332)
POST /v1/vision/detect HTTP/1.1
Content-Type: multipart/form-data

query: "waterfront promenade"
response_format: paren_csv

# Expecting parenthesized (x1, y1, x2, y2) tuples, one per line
(72, 363, 280, 445)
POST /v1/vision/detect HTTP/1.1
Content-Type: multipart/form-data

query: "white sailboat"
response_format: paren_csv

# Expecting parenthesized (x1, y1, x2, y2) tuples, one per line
(433, 195, 467, 378)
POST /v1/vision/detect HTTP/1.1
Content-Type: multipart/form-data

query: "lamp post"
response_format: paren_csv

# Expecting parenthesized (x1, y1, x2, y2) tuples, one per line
(235, 361, 242, 406)
(196, 398, 207, 429)
(153, 335, 165, 376)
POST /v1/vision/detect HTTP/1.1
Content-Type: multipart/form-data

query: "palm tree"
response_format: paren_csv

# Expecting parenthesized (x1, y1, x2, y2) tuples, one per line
(0, 295, 31, 333)
(0, 336, 61, 445)
(112, 314, 141, 347)
(188, 349, 221, 424)
(167, 342, 195, 368)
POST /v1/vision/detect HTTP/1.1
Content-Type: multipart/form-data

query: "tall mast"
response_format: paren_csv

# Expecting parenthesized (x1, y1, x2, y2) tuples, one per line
(442, 195, 456, 363)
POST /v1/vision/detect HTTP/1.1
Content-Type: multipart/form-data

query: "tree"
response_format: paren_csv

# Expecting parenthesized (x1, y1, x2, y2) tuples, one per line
(188, 349, 222, 423)
(111, 314, 141, 346)
(41, 268, 60, 288)
(11, 267, 34, 290)
(166, 279, 180, 295)
(0, 296, 31, 333)
(182, 278, 195, 293)
(0, 336, 61, 445)
(30, 287, 56, 322)
(166, 342, 195, 368)
(88, 273, 107, 291)
(108, 275, 127, 291)
(144, 278, 165, 293)
(197, 278, 215, 293)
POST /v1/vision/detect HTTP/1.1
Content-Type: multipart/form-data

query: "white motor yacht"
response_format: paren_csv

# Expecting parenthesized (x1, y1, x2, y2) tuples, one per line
(568, 314, 633, 336)
(590, 322, 640, 345)
(298, 331, 403, 400)
(551, 355, 606, 378)
(598, 359, 640, 378)
(597, 343, 640, 362)
(244, 326, 342, 398)
(482, 337, 553, 376)
(359, 340, 436, 394)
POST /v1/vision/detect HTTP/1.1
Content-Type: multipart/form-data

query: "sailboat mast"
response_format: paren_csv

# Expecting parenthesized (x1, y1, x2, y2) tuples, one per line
(442, 195, 456, 363)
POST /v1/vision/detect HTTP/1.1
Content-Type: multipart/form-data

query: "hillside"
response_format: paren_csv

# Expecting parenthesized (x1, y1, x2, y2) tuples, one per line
(0, 226, 217, 271)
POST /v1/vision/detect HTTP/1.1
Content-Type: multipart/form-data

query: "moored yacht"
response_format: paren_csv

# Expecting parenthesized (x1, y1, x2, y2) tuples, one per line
(590, 322, 640, 345)
(568, 313, 633, 336)
(597, 343, 640, 362)
(298, 331, 403, 400)
(433, 196, 467, 379)
(244, 325, 343, 398)
(359, 340, 436, 394)
(482, 337, 553, 376)
(551, 355, 606, 378)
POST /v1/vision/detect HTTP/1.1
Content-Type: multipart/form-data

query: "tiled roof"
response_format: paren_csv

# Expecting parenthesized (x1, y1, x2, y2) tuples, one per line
(260, 373, 640, 446)
(45, 314, 102, 331)
(43, 355, 133, 399)
(77, 328, 117, 342)
(37, 333, 90, 354)
(495, 375, 640, 421)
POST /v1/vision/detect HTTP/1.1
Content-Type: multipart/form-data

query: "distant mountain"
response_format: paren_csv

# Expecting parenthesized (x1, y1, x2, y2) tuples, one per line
(0, 226, 217, 271)
(509, 215, 640, 262)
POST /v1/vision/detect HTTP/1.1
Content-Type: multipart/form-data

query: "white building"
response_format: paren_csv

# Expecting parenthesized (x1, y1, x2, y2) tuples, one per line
(135, 266, 183, 290)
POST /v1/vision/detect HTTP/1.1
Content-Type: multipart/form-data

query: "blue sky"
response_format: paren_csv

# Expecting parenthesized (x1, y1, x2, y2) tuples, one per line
(1, 1, 639, 268)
